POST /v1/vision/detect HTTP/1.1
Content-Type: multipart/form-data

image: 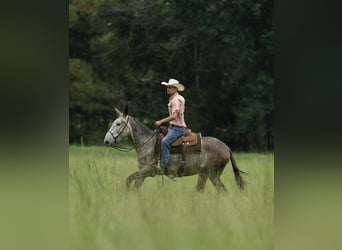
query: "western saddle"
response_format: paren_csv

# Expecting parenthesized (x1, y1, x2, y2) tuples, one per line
(155, 126, 202, 176)
(159, 126, 199, 147)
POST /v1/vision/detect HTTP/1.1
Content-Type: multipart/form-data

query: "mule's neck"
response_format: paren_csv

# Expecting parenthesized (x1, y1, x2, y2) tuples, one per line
(128, 116, 156, 152)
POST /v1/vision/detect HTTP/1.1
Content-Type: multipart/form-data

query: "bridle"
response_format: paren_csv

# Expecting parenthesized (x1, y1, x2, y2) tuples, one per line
(108, 116, 133, 152)
(108, 116, 156, 152)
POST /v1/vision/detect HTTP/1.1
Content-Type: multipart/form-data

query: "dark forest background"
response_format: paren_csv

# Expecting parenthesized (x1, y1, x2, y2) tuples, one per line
(69, 0, 273, 151)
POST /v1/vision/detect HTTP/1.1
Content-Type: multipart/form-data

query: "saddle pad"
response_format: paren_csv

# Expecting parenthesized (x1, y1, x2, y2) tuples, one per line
(170, 133, 202, 154)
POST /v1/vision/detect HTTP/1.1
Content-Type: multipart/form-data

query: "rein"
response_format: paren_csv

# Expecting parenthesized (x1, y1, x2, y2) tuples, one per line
(111, 144, 134, 152)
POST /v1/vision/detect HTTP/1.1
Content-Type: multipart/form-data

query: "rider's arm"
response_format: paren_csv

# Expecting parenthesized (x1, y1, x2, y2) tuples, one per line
(154, 111, 178, 127)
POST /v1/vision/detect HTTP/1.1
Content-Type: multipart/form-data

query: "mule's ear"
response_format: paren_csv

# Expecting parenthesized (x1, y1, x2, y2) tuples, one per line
(114, 107, 123, 117)
(123, 105, 129, 116)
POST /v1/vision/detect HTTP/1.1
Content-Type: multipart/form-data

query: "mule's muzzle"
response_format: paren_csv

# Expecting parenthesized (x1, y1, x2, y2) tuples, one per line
(104, 132, 114, 146)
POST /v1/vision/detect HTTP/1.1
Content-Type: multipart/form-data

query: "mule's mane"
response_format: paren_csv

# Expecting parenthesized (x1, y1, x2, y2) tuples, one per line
(128, 115, 154, 138)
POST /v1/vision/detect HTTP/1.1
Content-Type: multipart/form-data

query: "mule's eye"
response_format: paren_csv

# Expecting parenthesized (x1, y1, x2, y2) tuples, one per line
(116, 123, 121, 126)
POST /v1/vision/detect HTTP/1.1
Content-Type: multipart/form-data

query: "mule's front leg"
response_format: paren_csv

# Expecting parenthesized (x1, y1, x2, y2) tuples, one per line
(126, 167, 155, 191)
(126, 171, 139, 191)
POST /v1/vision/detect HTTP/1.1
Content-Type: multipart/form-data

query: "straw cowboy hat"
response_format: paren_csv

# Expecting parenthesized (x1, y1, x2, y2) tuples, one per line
(161, 79, 185, 91)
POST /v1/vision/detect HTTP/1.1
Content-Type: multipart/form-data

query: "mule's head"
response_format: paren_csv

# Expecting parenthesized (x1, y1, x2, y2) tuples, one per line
(104, 106, 130, 146)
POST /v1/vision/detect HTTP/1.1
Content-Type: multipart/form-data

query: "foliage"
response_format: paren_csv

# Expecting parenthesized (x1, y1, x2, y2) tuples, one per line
(69, 0, 274, 151)
(69, 58, 117, 144)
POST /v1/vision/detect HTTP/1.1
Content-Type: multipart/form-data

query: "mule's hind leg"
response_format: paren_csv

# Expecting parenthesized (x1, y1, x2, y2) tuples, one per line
(209, 171, 227, 193)
(196, 170, 209, 193)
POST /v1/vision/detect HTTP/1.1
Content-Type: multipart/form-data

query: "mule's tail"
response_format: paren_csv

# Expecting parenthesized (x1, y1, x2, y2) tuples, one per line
(229, 149, 247, 190)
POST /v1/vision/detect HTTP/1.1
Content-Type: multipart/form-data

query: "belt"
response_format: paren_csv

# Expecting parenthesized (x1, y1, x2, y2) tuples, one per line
(170, 124, 184, 128)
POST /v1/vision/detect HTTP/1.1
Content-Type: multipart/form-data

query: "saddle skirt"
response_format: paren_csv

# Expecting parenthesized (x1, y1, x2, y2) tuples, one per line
(171, 132, 198, 147)
(170, 133, 202, 154)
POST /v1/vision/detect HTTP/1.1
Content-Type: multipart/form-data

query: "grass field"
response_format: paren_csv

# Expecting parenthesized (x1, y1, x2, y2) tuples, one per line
(69, 145, 274, 250)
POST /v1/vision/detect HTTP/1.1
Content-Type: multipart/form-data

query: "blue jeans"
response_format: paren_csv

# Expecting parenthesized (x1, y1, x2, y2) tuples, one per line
(160, 126, 185, 170)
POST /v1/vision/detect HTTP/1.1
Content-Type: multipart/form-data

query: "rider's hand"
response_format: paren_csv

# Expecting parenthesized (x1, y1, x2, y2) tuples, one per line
(154, 120, 162, 127)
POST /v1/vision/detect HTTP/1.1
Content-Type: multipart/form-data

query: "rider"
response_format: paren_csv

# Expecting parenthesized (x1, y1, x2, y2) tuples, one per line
(154, 79, 187, 174)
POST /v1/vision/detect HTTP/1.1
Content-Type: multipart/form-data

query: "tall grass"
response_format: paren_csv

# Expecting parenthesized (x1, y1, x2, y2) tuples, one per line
(69, 146, 273, 250)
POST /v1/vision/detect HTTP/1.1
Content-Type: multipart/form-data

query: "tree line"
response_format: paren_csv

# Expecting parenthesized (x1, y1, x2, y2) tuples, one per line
(69, 0, 274, 151)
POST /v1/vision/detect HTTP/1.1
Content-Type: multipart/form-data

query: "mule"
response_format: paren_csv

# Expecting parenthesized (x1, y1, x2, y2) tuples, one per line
(104, 107, 246, 192)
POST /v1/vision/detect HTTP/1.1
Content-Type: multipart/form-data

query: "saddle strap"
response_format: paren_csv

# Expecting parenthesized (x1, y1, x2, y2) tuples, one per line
(176, 144, 187, 176)
(155, 130, 162, 163)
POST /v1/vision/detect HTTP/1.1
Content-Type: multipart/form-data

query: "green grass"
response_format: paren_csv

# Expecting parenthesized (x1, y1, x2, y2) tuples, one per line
(69, 146, 273, 250)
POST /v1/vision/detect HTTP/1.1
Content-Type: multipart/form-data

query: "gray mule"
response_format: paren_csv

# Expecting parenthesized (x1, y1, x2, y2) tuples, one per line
(104, 107, 246, 192)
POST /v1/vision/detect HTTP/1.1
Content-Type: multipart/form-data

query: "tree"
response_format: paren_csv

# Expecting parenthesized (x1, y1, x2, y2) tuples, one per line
(69, 0, 274, 151)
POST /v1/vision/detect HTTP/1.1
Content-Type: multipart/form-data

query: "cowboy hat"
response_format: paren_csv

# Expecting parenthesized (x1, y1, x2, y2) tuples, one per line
(161, 79, 185, 91)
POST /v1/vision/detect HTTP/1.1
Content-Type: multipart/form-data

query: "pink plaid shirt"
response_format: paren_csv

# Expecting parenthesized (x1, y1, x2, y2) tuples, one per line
(168, 92, 186, 127)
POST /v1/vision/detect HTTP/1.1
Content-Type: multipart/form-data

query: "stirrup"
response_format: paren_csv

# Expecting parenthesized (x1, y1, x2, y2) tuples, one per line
(156, 168, 165, 175)
(165, 172, 177, 182)
(155, 164, 165, 175)
(164, 169, 177, 181)
(166, 175, 176, 182)
(156, 167, 176, 181)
